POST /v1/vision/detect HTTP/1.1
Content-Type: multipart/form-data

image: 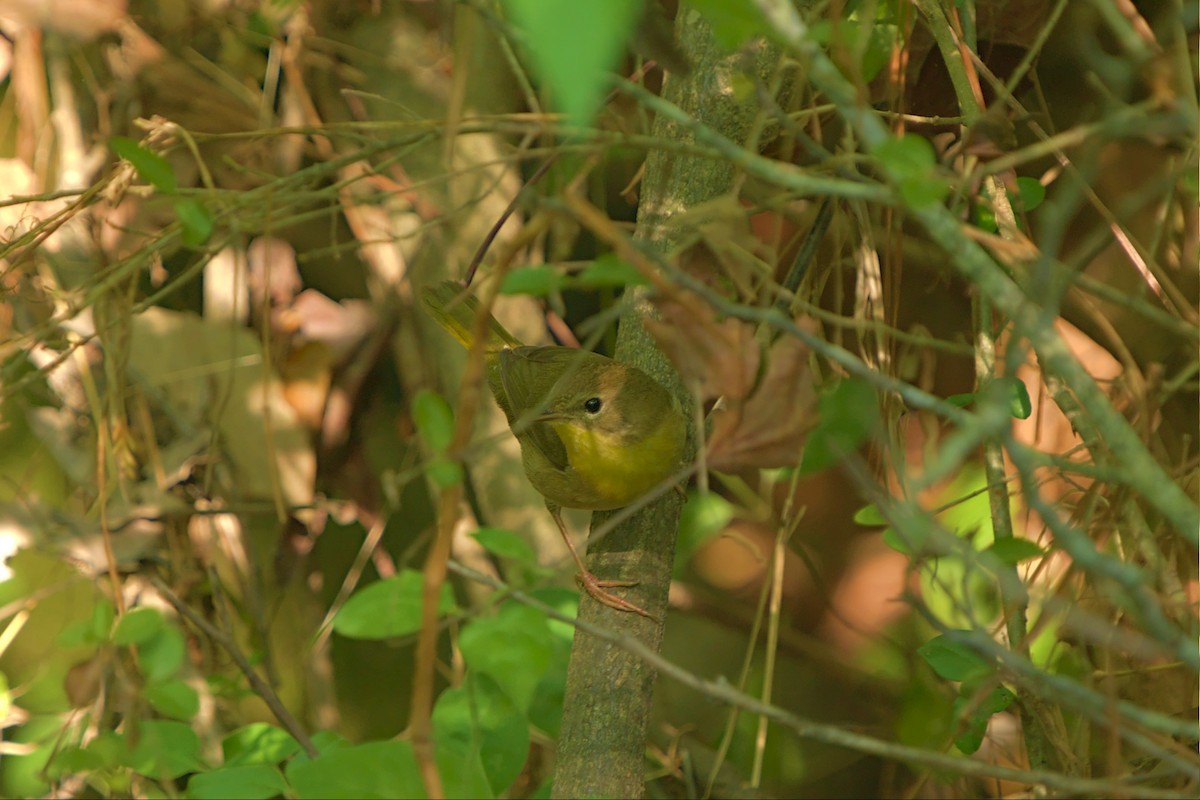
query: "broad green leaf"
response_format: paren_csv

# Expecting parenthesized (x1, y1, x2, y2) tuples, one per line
(188, 764, 288, 800)
(898, 173, 950, 207)
(674, 490, 734, 573)
(918, 634, 991, 681)
(139, 625, 186, 682)
(57, 620, 99, 648)
(997, 376, 1031, 419)
(332, 570, 456, 640)
(863, 24, 898, 82)
(800, 378, 879, 473)
(875, 133, 936, 179)
(945, 392, 975, 408)
(852, 504, 887, 526)
(505, 0, 643, 128)
(472, 527, 537, 564)
(112, 607, 165, 645)
(222, 723, 302, 767)
(435, 745, 493, 799)
(953, 710, 989, 754)
(881, 527, 911, 554)
(459, 605, 556, 713)
(1014, 176, 1045, 211)
(953, 685, 1015, 754)
(575, 255, 647, 289)
(146, 678, 199, 721)
(433, 673, 530, 796)
(427, 454, 464, 488)
(413, 390, 455, 453)
(875, 134, 948, 208)
(286, 740, 425, 799)
(128, 720, 205, 779)
(110, 137, 177, 193)
(175, 198, 214, 248)
(46, 745, 105, 777)
(985, 537, 1046, 565)
(501, 266, 565, 297)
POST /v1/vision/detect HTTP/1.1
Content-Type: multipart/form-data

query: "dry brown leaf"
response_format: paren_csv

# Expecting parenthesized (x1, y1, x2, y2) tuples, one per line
(645, 293, 760, 402)
(706, 331, 820, 470)
(647, 291, 820, 470)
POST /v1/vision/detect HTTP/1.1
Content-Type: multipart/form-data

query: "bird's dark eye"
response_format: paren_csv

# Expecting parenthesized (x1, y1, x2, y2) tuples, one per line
(583, 397, 602, 414)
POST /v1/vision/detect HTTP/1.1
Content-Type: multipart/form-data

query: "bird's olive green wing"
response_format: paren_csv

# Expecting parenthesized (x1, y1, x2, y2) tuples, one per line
(497, 346, 594, 472)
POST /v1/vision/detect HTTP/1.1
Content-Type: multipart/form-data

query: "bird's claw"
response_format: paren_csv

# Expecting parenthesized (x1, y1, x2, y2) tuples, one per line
(575, 570, 655, 620)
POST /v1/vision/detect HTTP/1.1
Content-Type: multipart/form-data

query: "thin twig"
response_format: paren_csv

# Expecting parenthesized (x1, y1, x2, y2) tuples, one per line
(149, 575, 319, 759)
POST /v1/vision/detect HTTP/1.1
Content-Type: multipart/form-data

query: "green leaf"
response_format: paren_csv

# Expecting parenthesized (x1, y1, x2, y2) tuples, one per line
(953, 685, 1015, 754)
(128, 720, 205, 779)
(459, 605, 556, 713)
(953, 711, 988, 754)
(972, 202, 998, 233)
(139, 625, 186, 682)
(47, 745, 106, 777)
(187, 764, 289, 800)
(1014, 176, 1045, 211)
(146, 679, 199, 721)
(875, 133, 936, 179)
(852, 504, 887, 526)
(875, 134, 948, 208)
(57, 620, 98, 648)
(997, 376, 1031, 419)
(413, 390, 455, 453)
(286, 740, 425, 799)
(674, 490, 734, 572)
(984, 537, 1046, 565)
(881, 527, 911, 554)
(110, 137, 177, 193)
(222, 723, 302, 767)
(918, 634, 992, 681)
(433, 673, 530, 796)
(862, 24, 898, 82)
(899, 174, 950, 208)
(575, 255, 648, 289)
(504, 0, 643, 128)
(436, 746, 493, 800)
(427, 454, 464, 488)
(687, 0, 770, 50)
(175, 198, 214, 248)
(471, 527, 537, 564)
(112, 607, 165, 645)
(500, 266, 565, 297)
(945, 392, 975, 408)
(800, 379, 878, 473)
(332, 570, 456, 640)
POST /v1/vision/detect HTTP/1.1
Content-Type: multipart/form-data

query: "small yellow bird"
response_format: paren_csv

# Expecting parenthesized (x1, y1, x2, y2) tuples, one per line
(422, 280, 686, 617)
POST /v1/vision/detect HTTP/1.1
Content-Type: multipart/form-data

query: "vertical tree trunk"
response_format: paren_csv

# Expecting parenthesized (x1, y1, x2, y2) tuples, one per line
(552, 10, 778, 798)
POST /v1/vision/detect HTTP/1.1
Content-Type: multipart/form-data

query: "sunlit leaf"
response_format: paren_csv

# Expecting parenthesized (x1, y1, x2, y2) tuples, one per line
(187, 764, 289, 800)
(413, 390, 455, 453)
(333, 570, 456, 640)
(286, 740, 425, 799)
(112, 607, 165, 645)
(505, 0, 643, 128)
(918, 634, 991, 681)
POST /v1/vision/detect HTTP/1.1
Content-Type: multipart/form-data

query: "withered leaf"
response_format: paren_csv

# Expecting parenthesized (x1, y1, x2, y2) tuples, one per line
(644, 292, 760, 403)
(705, 327, 820, 471)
